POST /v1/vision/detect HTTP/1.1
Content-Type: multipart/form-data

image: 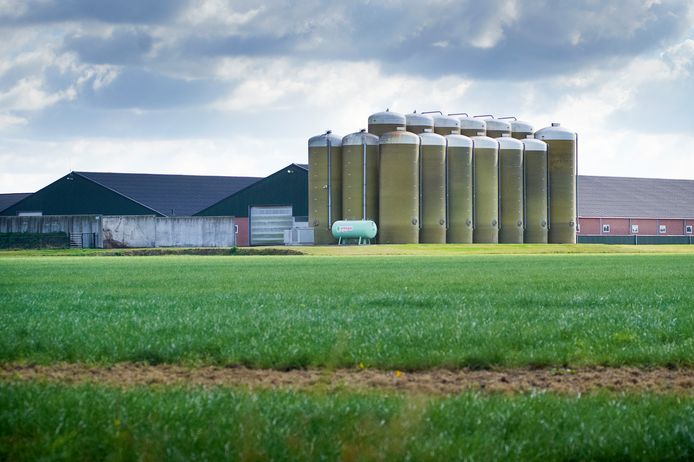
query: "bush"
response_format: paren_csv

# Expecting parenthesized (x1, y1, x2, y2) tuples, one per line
(0, 232, 69, 249)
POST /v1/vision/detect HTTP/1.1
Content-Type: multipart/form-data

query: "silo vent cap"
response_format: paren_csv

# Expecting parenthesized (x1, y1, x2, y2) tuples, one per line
(396, 126, 406, 131)
(424, 128, 433, 133)
(551, 123, 560, 127)
(360, 129, 366, 133)
(501, 133, 511, 137)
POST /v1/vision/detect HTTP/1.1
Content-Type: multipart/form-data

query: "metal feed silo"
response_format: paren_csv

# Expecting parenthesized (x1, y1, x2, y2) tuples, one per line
(419, 131, 447, 243)
(535, 123, 577, 244)
(497, 135, 524, 244)
(308, 131, 343, 244)
(379, 129, 420, 244)
(368, 110, 406, 137)
(405, 112, 434, 135)
(472, 136, 499, 243)
(342, 129, 379, 222)
(453, 114, 486, 137)
(522, 137, 548, 244)
(429, 113, 461, 136)
(445, 133, 473, 243)
(484, 118, 512, 139)
(510, 120, 534, 140)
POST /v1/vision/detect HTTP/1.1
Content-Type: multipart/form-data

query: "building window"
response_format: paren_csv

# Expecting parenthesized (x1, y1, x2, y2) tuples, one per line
(686, 225, 693, 234)
(576, 223, 581, 233)
(659, 225, 667, 234)
(602, 224, 610, 233)
(234, 225, 239, 234)
(631, 224, 639, 234)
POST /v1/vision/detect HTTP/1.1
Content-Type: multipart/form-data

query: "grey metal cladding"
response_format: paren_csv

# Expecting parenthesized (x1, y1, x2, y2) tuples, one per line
(578, 175, 694, 218)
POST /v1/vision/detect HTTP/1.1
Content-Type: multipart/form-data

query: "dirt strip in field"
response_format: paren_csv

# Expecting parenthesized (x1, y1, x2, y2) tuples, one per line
(2, 363, 694, 395)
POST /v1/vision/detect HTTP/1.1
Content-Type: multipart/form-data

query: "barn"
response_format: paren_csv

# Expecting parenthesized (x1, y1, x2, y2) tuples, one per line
(2, 169, 693, 246)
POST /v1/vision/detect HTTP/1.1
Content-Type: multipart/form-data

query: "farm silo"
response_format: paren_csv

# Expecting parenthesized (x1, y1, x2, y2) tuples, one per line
(454, 114, 486, 137)
(405, 112, 434, 135)
(431, 114, 461, 136)
(342, 129, 379, 222)
(308, 131, 343, 244)
(535, 123, 577, 244)
(484, 118, 512, 139)
(419, 131, 447, 243)
(497, 135, 524, 244)
(522, 137, 548, 243)
(379, 129, 420, 244)
(472, 136, 499, 243)
(445, 133, 474, 243)
(510, 120, 534, 140)
(368, 110, 406, 137)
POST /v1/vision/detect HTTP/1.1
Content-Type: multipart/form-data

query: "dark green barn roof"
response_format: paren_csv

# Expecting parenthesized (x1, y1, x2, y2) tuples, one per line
(0, 193, 32, 213)
(196, 164, 308, 218)
(1, 171, 261, 217)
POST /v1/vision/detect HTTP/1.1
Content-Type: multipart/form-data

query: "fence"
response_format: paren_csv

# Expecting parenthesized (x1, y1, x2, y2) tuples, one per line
(578, 235, 694, 245)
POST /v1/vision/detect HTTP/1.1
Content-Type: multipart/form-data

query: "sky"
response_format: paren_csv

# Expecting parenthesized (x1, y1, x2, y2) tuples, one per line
(1, 0, 694, 193)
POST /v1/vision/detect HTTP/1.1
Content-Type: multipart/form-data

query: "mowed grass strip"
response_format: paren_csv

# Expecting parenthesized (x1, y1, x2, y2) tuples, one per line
(2, 382, 694, 461)
(1, 254, 693, 368)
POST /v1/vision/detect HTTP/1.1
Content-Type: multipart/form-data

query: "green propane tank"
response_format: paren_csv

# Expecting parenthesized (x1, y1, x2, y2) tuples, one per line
(331, 220, 378, 244)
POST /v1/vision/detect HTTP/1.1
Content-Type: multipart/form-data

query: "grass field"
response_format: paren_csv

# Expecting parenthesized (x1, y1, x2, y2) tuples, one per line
(2, 247, 694, 460)
(2, 383, 694, 461)
(1, 253, 693, 368)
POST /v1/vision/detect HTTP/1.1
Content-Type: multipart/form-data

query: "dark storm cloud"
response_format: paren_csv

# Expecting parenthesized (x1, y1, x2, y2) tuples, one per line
(0, 0, 188, 24)
(63, 28, 154, 64)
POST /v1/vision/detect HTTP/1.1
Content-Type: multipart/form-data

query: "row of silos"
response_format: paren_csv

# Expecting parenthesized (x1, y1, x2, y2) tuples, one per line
(308, 110, 577, 245)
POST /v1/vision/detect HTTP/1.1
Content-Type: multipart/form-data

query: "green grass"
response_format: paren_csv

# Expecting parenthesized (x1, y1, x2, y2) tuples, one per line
(1, 382, 693, 461)
(1, 254, 693, 368)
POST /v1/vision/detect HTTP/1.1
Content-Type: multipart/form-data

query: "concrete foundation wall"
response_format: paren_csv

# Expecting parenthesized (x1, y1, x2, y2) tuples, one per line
(0, 215, 102, 235)
(1, 215, 235, 248)
(102, 216, 235, 248)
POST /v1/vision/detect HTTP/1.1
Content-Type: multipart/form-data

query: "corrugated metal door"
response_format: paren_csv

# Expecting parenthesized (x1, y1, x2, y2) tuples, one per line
(250, 206, 293, 246)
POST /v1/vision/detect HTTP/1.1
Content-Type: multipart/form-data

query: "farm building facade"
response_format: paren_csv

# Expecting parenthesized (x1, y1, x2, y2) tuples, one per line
(2, 169, 693, 246)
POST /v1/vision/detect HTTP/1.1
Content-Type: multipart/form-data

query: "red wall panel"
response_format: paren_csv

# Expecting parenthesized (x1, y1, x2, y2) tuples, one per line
(235, 217, 249, 246)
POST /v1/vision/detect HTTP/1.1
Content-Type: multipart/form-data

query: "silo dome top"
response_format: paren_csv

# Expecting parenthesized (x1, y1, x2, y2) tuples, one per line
(484, 119, 511, 132)
(497, 136, 523, 149)
(534, 123, 576, 141)
(405, 112, 434, 127)
(521, 138, 547, 151)
(308, 131, 343, 147)
(368, 110, 406, 125)
(472, 136, 498, 149)
(457, 116, 486, 131)
(446, 134, 473, 148)
(510, 120, 533, 134)
(432, 114, 461, 129)
(419, 131, 446, 146)
(379, 130, 420, 145)
(342, 130, 379, 146)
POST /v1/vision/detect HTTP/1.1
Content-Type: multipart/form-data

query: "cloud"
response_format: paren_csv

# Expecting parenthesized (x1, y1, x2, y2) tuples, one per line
(0, 0, 188, 24)
(63, 27, 154, 65)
